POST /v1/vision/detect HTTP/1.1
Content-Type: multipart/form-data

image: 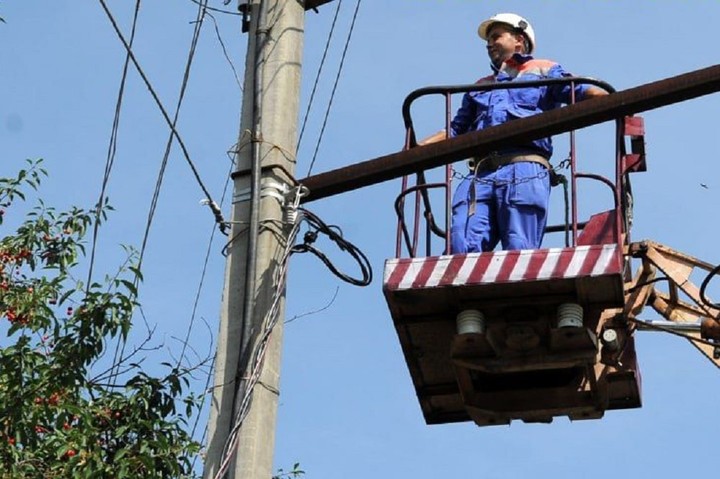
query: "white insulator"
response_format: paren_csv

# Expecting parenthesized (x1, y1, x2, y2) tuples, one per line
(456, 309, 486, 335)
(601, 328, 620, 351)
(283, 205, 299, 225)
(557, 303, 584, 328)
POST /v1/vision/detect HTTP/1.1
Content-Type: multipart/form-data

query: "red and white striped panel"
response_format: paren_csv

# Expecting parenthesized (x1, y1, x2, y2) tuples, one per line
(384, 244, 622, 291)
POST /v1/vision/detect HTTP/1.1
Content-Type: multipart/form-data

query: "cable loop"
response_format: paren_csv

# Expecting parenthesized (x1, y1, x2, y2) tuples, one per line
(699, 263, 720, 310)
(289, 207, 372, 287)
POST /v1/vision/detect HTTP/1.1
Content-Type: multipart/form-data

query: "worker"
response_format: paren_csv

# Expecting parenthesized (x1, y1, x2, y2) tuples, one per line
(420, 13, 608, 253)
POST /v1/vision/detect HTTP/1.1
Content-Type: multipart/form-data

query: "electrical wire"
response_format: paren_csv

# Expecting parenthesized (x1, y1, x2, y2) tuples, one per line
(97, 0, 146, 391)
(211, 194, 372, 477)
(185, 161, 235, 475)
(285, 286, 339, 324)
(305, 0, 363, 176)
(206, 11, 243, 91)
(233, 0, 269, 445)
(177, 157, 235, 369)
(188, 0, 241, 15)
(291, 207, 372, 286)
(102, 0, 218, 393)
(190, 355, 215, 473)
(138, 0, 208, 272)
(212, 216, 302, 479)
(86, 0, 142, 288)
(98, 0, 228, 234)
(296, 0, 343, 152)
(626, 276, 669, 294)
(699, 263, 720, 310)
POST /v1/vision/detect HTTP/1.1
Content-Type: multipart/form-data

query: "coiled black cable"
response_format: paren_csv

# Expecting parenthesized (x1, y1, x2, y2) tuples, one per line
(291, 207, 372, 287)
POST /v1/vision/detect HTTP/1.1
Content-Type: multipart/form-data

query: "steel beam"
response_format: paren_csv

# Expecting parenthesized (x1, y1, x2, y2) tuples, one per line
(299, 64, 720, 202)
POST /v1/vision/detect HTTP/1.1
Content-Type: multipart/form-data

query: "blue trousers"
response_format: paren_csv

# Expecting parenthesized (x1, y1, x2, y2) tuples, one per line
(451, 162, 551, 253)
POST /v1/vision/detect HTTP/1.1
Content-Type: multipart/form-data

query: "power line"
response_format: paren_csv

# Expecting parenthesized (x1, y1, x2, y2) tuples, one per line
(296, 0, 343, 152)
(99, 0, 218, 393)
(92, 0, 144, 391)
(185, 163, 235, 474)
(87, 0, 142, 288)
(306, 0, 363, 176)
(97, 0, 228, 235)
(138, 0, 208, 270)
(177, 158, 235, 368)
(188, 0, 241, 15)
(206, 11, 243, 91)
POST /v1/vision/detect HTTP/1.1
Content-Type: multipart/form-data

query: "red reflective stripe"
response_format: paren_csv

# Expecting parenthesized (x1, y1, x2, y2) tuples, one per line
(385, 245, 621, 290)
(412, 257, 439, 289)
(606, 245, 622, 274)
(496, 250, 521, 282)
(439, 255, 467, 285)
(579, 245, 603, 276)
(386, 259, 411, 290)
(467, 252, 495, 283)
(525, 249, 550, 280)
(552, 248, 575, 279)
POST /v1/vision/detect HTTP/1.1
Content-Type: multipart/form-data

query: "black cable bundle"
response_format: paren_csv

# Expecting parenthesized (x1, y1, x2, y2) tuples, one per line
(700, 263, 720, 309)
(291, 207, 372, 287)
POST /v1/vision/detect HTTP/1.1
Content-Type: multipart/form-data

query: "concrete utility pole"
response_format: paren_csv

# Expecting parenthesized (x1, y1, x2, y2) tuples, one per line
(203, 0, 304, 477)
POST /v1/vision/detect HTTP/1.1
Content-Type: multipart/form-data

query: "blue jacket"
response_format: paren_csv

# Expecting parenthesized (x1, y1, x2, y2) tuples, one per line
(450, 53, 592, 158)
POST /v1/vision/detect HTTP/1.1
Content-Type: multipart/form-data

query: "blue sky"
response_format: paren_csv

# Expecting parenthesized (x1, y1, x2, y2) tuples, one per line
(2, 1, 720, 478)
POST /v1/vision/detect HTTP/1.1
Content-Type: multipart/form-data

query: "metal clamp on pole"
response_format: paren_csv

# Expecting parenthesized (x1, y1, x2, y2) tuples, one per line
(233, 178, 291, 204)
(282, 185, 309, 225)
(238, 1, 253, 33)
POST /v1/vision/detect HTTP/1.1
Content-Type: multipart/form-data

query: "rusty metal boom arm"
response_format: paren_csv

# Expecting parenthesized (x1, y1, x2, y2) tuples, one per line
(299, 64, 720, 202)
(625, 241, 720, 367)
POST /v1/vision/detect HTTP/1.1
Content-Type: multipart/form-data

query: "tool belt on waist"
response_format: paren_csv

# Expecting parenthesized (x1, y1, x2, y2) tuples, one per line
(469, 153, 551, 171)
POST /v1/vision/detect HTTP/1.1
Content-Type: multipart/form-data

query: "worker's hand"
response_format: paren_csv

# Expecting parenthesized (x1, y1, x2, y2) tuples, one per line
(418, 130, 447, 146)
(582, 87, 610, 99)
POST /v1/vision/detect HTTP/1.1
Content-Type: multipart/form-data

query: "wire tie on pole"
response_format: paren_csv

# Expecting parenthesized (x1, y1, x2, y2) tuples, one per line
(200, 198, 229, 235)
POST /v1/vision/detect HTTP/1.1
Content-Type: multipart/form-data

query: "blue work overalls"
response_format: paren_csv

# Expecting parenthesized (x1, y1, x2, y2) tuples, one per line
(449, 54, 591, 253)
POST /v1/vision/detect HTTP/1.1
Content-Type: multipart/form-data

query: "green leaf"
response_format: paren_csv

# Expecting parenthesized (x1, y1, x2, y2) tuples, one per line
(119, 279, 137, 296)
(58, 288, 75, 306)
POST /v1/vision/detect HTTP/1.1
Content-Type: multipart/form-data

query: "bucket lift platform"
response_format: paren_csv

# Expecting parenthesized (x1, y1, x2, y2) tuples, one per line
(383, 244, 642, 426)
(382, 82, 652, 426)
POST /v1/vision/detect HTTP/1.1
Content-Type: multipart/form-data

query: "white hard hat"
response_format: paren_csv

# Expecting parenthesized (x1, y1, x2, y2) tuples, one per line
(478, 13, 536, 54)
